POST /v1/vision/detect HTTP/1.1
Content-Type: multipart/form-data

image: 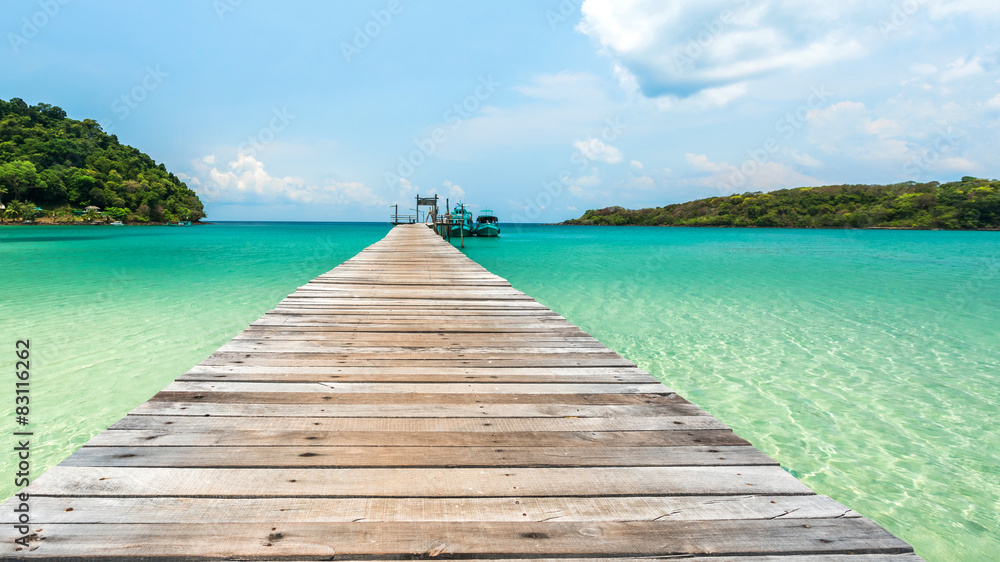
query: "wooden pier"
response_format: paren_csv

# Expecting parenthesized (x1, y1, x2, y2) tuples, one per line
(3, 224, 918, 560)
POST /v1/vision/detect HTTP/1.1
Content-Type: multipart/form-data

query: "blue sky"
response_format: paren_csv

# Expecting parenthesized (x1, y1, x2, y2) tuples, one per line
(2, 0, 998, 222)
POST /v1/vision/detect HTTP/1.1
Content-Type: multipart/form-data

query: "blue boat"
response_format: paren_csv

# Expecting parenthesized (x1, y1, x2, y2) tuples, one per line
(449, 203, 473, 237)
(474, 209, 500, 237)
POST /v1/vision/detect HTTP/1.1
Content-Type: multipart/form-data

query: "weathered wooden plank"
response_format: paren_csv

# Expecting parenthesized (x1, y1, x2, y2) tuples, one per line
(200, 355, 638, 367)
(2, 495, 857, 524)
(159, 381, 670, 395)
(246, 323, 586, 333)
(88, 430, 751, 448)
(63, 445, 772, 468)
(147, 392, 686, 408)
(269, 309, 561, 316)
(178, 371, 657, 384)
(255, 323, 576, 330)
(232, 334, 599, 343)
(274, 292, 537, 300)
(24, 466, 813, 496)
(127, 402, 709, 418)
(219, 343, 617, 355)
(0, 519, 912, 559)
(106, 415, 720, 432)
(182, 365, 646, 376)
(102, 429, 749, 449)
(278, 298, 552, 308)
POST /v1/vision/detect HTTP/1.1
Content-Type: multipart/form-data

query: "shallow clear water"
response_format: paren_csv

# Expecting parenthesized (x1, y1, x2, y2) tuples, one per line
(464, 225, 1000, 561)
(2, 222, 998, 560)
(0, 222, 389, 497)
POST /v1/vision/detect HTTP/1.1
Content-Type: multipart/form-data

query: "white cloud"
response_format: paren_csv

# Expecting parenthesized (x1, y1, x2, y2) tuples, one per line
(577, 0, 868, 97)
(612, 63, 641, 97)
(630, 175, 656, 190)
(805, 101, 981, 173)
(575, 169, 603, 187)
(686, 152, 729, 173)
(865, 117, 904, 139)
(807, 101, 910, 161)
(396, 177, 418, 202)
(987, 94, 1000, 108)
(936, 156, 978, 171)
(190, 153, 386, 207)
(941, 56, 985, 81)
(788, 149, 822, 168)
(926, 0, 1000, 18)
(685, 153, 822, 194)
(698, 82, 748, 107)
(568, 168, 603, 197)
(573, 137, 623, 164)
(630, 160, 644, 171)
(512, 71, 603, 101)
(439, 72, 618, 154)
(443, 180, 466, 200)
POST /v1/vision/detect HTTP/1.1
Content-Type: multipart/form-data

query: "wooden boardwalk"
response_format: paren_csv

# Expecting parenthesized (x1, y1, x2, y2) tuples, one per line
(2, 224, 918, 560)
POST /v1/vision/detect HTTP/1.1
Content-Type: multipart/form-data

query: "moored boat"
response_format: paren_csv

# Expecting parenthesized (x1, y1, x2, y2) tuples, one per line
(474, 209, 500, 237)
(449, 203, 473, 237)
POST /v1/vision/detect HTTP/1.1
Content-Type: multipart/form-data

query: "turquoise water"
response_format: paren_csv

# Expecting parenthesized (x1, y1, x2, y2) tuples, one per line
(0, 222, 390, 497)
(2, 223, 998, 560)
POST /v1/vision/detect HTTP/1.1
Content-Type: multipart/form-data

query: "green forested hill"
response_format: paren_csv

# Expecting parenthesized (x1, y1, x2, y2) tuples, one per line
(564, 178, 1000, 230)
(0, 98, 204, 223)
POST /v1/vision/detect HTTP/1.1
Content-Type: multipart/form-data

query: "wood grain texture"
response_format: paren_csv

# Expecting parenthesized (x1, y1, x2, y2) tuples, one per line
(0, 224, 917, 560)
(0, 520, 912, 559)
(0, 495, 859, 524)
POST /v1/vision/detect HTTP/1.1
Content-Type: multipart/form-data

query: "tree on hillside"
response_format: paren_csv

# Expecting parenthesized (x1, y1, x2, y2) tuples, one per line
(0, 160, 42, 201)
(564, 178, 1000, 230)
(0, 98, 206, 221)
(3, 200, 32, 222)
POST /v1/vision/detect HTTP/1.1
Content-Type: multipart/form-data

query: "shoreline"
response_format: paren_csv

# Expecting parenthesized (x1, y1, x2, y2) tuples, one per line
(554, 222, 1000, 231)
(0, 221, 210, 227)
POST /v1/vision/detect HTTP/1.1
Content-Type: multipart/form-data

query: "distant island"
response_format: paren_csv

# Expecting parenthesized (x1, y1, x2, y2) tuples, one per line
(0, 98, 204, 225)
(563, 178, 1000, 230)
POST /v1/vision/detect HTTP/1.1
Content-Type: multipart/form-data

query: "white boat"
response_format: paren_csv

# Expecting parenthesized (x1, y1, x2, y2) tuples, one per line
(110, 221, 125, 226)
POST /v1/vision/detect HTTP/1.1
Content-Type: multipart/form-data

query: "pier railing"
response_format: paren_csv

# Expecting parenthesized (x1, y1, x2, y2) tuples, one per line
(389, 213, 417, 225)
